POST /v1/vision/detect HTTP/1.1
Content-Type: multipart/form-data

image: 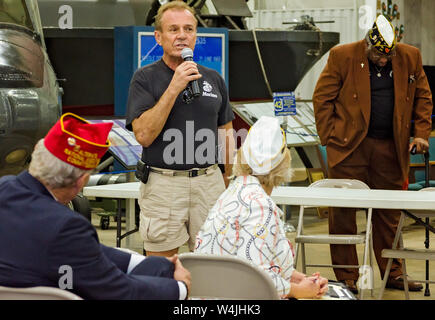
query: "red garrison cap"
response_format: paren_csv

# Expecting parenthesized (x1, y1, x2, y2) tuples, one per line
(44, 113, 113, 170)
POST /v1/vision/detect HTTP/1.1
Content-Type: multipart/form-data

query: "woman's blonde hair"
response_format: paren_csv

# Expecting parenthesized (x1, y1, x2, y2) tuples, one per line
(154, 1, 197, 31)
(231, 147, 293, 189)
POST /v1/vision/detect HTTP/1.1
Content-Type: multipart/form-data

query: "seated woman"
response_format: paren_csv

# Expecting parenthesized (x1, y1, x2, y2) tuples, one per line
(195, 116, 328, 299)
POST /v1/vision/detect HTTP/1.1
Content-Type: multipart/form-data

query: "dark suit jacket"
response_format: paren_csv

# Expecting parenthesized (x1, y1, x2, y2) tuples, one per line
(0, 171, 179, 300)
(313, 40, 433, 181)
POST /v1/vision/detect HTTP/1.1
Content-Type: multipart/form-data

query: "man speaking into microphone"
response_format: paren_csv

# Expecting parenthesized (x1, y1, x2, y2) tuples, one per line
(126, 1, 234, 258)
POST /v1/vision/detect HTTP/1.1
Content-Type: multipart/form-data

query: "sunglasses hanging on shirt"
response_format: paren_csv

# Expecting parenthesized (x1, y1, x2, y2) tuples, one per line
(182, 86, 195, 104)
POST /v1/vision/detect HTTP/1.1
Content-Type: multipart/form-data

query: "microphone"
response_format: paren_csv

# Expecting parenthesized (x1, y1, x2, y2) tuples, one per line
(181, 48, 201, 98)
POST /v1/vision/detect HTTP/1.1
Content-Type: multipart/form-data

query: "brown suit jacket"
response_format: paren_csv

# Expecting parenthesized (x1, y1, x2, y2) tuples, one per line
(313, 40, 433, 181)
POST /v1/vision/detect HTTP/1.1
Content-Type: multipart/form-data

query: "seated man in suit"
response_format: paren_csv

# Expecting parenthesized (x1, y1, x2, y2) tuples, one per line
(0, 113, 191, 300)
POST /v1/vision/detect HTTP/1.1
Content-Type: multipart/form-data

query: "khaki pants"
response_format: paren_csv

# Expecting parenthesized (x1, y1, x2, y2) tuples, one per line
(138, 166, 225, 252)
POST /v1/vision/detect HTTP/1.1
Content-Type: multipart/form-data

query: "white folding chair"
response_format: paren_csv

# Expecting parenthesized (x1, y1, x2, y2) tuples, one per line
(179, 253, 280, 300)
(0, 286, 82, 300)
(294, 178, 374, 299)
(378, 187, 435, 300)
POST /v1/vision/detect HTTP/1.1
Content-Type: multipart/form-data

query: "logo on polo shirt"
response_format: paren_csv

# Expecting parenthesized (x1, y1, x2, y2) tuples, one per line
(202, 81, 217, 98)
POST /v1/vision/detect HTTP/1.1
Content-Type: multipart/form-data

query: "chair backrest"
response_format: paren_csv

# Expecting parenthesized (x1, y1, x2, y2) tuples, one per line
(179, 253, 280, 300)
(408, 187, 435, 217)
(308, 178, 370, 190)
(420, 187, 435, 191)
(0, 286, 82, 300)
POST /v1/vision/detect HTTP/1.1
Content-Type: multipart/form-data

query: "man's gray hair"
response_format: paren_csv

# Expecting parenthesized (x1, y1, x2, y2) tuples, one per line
(29, 139, 90, 189)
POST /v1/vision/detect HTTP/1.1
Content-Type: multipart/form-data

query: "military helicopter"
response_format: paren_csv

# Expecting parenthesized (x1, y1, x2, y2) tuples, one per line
(0, 0, 62, 177)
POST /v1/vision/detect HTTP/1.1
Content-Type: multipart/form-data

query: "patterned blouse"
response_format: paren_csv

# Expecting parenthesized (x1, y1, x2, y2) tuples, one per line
(195, 175, 295, 295)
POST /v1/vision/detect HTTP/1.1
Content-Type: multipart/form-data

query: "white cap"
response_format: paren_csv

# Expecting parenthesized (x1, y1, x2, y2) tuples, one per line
(376, 15, 395, 47)
(241, 116, 287, 175)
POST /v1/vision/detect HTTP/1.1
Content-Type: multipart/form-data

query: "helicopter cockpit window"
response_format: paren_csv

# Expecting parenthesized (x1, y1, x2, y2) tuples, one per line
(0, 0, 33, 31)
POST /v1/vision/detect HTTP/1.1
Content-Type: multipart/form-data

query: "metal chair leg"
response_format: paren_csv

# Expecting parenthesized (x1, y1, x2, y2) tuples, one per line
(301, 243, 306, 274)
(294, 242, 300, 269)
(359, 209, 373, 300)
(378, 212, 406, 299)
(294, 206, 305, 269)
(399, 235, 410, 300)
(370, 225, 374, 297)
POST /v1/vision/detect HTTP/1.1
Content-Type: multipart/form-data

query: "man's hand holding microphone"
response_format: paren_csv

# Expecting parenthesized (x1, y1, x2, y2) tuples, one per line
(168, 48, 202, 104)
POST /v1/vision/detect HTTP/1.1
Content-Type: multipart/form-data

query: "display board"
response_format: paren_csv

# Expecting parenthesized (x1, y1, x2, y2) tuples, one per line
(233, 102, 320, 147)
(88, 119, 141, 170)
(114, 26, 228, 116)
(138, 30, 227, 81)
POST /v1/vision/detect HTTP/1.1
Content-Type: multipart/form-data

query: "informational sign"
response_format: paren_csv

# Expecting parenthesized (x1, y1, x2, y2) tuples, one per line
(232, 101, 320, 147)
(88, 119, 141, 169)
(114, 26, 228, 116)
(138, 28, 228, 85)
(273, 92, 296, 116)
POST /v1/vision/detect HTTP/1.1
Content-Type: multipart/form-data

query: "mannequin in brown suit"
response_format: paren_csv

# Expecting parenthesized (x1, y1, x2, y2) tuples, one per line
(313, 15, 432, 293)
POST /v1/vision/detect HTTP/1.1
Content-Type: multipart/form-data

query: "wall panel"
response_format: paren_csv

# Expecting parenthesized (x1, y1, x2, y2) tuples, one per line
(245, 6, 358, 99)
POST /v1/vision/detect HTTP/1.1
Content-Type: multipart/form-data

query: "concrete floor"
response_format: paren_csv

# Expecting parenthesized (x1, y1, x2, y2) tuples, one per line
(93, 207, 435, 300)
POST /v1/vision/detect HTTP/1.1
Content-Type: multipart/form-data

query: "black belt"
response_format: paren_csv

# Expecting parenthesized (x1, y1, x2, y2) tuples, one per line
(149, 164, 218, 177)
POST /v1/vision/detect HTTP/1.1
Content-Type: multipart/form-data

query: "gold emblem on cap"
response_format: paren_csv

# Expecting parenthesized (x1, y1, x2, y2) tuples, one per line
(67, 137, 76, 146)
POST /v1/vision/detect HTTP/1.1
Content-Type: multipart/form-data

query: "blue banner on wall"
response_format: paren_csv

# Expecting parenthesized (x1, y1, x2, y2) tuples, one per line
(139, 33, 226, 82)
(114, 26, 228, 116)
